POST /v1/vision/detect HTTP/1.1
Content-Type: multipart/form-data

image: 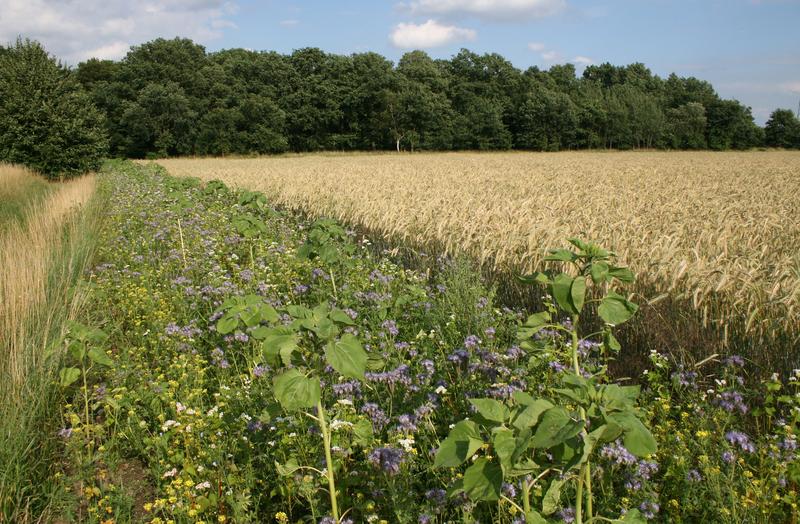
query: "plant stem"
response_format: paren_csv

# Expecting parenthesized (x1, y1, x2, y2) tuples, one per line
(177, 218, 187, 269)
(316, 400, 340, 522)
(522, 477, 531, 516)
(329, 268, 338, 300)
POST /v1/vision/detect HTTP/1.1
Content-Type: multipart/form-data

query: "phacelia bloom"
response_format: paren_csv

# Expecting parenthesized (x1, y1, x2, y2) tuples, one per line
(425, 488, 446, 505)
(418, 514, 432, 524)
(365, 364, 412, 388)
(639, 500, 660, 519)
(58, 427, 73, 439)
(477, 297, 489, 309)
(368, 446, 405, 475)
(558, 507, 576, 523)
(239, 269, 254, 282)
(332, 380, 362, 399)
(501, 482, 516, 498)
(484, 327, 496, 339)
(724, 355, 745, 367)
(464, 335, 481, 349)
(395, 413, 418, 433)
(447, 349, 469, 365)
(361, 402, 389, 431)
(715, 390, 748, 414)
(253, 365, 268, 378)
(725, 430, 756, 453)
(381, 319, 399, 337)
(722, 451, 736, 463)
(686, 469, 702, 482)
(672, 369, 698, 388)
(601, 441, 637, 466)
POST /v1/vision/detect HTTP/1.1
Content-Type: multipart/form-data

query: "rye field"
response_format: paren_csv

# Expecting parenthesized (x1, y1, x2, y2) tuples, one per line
(158, 151, 800, 369)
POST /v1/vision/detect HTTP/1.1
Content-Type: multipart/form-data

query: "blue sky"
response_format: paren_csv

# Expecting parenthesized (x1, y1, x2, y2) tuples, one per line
(2, 0, 798, 123)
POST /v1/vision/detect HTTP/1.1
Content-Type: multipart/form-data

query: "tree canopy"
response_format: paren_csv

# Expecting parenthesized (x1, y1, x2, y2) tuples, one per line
(0, 39, 108, 179)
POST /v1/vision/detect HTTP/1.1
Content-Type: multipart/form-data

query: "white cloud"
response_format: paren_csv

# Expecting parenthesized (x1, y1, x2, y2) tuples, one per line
(541, 50, 561, 61)
(780, 81, 800, 94)
(279, 19, 299, 27)
(0, 0, 237, 63)
(571, 55, 593, 65)
(527, 42, 545, 52)
(402, 0, 567, 21)
(390, 19, 476, 48)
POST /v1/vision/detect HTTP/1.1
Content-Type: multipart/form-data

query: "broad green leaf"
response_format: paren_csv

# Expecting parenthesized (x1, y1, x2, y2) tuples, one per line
(216, 315, 238, 334)
(620, 509, 646, 523)
(604, 330, 621, 352)
(272, 370, 320, 411)
(518, 311, 551, 339)
(542, 478, 565, 515)
(469, 398, 508, 424)
(353, 419, 374, 447)
(531, 407, 583, 449)
(526, 510, 547, 524)
(570, 276, 586, 312)
(544, 249, 577, 262)
(87, 347, 113, 367)
(59, 367, 81, 387)
(491, 427, 516, 469)
(462, 458, 503, 501)
(275, 457, 301, 476)
(325, 334, 367, 379)
(598, 292, 639, 325)
(285, 305, 311, 319)
(590, 261, 610, 284)
(551, 273, 577, 314)
(259, 304, 279, 323)
(608, 266, 635, 283)
(567, 238, 590, 252)
(329, 309, 356, 326)
(608, 412, 657, 457)
(261, 329, 300, 367)
(517, 272, 550, 285)
(434, 420, 483, 468)
(512, 398, 554, 430)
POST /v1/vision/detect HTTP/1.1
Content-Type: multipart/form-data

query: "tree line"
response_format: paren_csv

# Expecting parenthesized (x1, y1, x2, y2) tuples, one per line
(1, 37, 799, 177)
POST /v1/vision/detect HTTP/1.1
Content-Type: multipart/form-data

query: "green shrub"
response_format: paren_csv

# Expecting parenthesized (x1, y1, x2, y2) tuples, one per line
(0, 38, 108, 179)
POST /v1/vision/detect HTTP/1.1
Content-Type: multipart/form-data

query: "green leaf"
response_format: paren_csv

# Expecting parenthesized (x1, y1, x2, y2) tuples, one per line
(434, 420, 483, 468)
(604, 330, 621, 352)
(598, 292, 639, 325)
(353, 419, 374, 447)
(590, 261, 610, 284)
(518, 311, 552, 339)
(620, 509, 646, 523)
(512, 398, 554, 430)
(526, 510, 548, 524)
(275, 457, 301, 476)
(87, 347, 113, 367)
(272, 370, 320, 411)
(545, 249, 577, 262)
(469, 398, 508, 424)
(609, 266, 635, 283)
(570, 276, 586, 312)
(517, 272, 550, 285)
(491, 427, 516, 469)
(329, 309, 356, 326)
(261, 329, 300, 367)
(542, 478, 565, 515)
(551, 273, 577, 314)
(531, 407, 583, 449)
(59, 367, 81, 387)
(325, 334, 367, 380)
(216, 315, 238, 335)
(608, 412, 657, 457)
(462, 458, 503, 501)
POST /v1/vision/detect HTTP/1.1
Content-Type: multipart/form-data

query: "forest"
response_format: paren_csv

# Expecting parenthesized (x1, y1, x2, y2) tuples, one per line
(71, 37, 796, 158)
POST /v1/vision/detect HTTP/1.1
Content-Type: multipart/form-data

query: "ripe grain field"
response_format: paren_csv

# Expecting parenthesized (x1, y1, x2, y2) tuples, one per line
(157, 151, 800, 368)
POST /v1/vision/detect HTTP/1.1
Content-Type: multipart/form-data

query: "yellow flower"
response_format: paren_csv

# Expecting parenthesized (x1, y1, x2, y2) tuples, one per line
(274, 512, 288, 523)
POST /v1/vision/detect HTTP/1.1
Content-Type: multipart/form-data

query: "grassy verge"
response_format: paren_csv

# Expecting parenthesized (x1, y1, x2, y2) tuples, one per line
(0, 170, 104, 522)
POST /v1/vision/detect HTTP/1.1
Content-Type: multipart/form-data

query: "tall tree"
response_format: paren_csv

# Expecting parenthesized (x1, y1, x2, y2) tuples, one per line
(0, 39, 108, 178)
(764, 109, 800, 148)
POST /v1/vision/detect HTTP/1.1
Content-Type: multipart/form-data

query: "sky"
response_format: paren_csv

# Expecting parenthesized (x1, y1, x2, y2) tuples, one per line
(1, 0, 799, 124)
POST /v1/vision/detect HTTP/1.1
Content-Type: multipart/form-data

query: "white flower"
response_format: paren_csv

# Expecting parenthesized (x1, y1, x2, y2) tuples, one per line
(398, 437, 415, 452)
(337, 399, 354, 406)
(330, 420, 353, 431)
(161, 420, 180, 432)
(435, 385, 448, 395)
(195, 481, 211, 491)
(163, 468, 177, 478)
(176, 402, 186, 412)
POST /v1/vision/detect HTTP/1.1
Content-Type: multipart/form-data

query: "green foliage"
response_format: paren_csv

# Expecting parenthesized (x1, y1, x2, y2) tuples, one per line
(0, 39, 108, 179)
(764, 109, 800, 149)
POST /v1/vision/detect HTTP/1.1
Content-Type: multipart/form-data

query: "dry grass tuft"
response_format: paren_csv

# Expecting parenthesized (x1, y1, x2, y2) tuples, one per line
(157, 151, 800, 359)
(0, 172, 96, 390)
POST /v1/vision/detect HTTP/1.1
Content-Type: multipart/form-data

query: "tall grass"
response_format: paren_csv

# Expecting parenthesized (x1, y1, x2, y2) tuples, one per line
(0, 172, 100, 522)
(0, 165, 52, 232)
(156, 152, 800, 371)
